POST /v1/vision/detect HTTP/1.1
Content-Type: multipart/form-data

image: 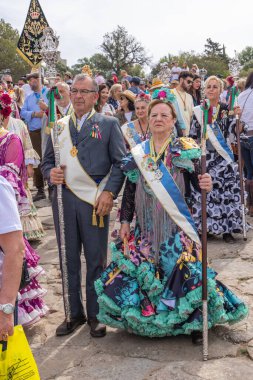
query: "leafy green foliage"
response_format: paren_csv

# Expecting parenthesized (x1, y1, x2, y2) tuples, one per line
(100, 26, 151, 74)
(0, 19, 30, 82)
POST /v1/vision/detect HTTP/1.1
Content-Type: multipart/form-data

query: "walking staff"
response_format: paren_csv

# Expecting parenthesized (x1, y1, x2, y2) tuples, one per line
(201, 100, 209, 361)
(47, 87, 71, 322)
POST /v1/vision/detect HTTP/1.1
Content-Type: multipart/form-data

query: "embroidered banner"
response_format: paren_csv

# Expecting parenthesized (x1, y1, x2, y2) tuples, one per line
(131, 140, 200, 245)
(17, 0, 49, 67)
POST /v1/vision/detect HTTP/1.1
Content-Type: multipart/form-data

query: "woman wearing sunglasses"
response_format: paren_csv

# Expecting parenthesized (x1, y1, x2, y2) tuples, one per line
(115, 90, 136, 126)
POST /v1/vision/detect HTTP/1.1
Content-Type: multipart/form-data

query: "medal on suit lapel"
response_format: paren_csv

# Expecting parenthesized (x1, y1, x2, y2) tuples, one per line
(70, 145, 78, 157)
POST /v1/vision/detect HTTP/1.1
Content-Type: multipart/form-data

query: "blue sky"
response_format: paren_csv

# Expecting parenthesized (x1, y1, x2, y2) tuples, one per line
(1, 0, 253, 69)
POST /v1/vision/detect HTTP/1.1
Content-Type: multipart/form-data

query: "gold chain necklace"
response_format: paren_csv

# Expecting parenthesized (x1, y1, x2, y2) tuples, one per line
(150, 136, 171, 163)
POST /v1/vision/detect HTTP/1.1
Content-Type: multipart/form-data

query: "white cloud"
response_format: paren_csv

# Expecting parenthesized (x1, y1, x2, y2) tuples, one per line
(1, 0, 253, 68)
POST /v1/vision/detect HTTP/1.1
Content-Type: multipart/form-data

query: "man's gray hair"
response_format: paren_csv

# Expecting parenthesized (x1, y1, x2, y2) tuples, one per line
(56, 81, 70, 92)
(72, 73, 99, 92)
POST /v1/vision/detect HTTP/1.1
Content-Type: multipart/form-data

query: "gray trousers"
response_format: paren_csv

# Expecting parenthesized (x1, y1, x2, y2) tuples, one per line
(52, 187, 109, 320)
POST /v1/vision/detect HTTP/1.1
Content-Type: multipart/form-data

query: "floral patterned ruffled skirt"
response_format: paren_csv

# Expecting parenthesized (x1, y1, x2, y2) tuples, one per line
(191, 152, 246, 235)
(95, 224, 248, 337)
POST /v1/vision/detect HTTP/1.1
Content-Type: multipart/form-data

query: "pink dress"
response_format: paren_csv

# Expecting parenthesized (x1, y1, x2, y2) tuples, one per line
(0, 132, 48, 325)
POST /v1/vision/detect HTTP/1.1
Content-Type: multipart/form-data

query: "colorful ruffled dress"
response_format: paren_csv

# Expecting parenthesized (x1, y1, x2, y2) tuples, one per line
(111, 121, 150, 239)
(95, 137, 248, 337)
(6, 116, 44, 240)
(190, 104, 245, 235)
(0, 131, 48, 325)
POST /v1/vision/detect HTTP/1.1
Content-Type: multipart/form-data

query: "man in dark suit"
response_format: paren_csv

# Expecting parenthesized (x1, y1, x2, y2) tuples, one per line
(42, 74, 126, 337)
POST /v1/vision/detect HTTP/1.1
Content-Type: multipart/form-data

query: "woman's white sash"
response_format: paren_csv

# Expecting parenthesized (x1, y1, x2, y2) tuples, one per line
(193, 106, 234, 163)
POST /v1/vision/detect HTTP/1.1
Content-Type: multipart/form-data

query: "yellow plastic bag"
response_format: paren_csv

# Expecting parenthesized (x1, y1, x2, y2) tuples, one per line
(0, 325, 40, 379)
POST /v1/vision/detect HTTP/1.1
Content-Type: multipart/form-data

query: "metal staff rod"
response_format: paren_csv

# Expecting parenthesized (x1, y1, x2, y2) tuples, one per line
(199, 73, 208, 360)
(235, 112, 247, 241)
(201, 109, 208, 361)
(48, 87, 71, 323)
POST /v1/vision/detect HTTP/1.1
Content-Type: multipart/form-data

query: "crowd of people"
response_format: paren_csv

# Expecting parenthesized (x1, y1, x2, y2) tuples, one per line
(0, 62, 253, 344)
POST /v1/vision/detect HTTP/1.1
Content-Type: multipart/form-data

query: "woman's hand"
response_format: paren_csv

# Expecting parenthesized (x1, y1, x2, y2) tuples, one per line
(120, 223, 130, 241)
(198, 173, 212, 192)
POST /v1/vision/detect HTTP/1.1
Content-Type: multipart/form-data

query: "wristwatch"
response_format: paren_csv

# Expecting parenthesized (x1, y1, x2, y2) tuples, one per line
(0, 303, 15, 314)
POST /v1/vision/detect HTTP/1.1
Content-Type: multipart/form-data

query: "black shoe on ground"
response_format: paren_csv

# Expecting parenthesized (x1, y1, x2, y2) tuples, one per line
(191, 331, 203, 345)
(56, 316, 87, 336)
(33, 189, 46, 202)
(88, 319, 106, 338)
(223, 233, 236, 244)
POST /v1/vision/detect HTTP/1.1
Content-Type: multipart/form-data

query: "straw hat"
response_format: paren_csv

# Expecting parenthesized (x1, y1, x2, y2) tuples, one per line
(120, 90, 136, 103)
(150, 78, 164, 91)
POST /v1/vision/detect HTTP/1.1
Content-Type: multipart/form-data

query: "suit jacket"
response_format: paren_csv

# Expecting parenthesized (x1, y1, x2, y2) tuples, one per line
(41, 112, 126, 197)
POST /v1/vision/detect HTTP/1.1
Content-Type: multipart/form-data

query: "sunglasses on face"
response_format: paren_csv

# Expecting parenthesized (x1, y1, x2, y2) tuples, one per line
(6, 81, 13, 84)
(186, 80, 193, 85)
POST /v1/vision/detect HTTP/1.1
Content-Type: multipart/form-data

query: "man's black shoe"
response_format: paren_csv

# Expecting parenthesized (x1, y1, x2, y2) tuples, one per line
(223, 233, 236, 244)
(33, 189, 46, 202)
(88, 319, 106, 338)
(56, 317, 87, 336)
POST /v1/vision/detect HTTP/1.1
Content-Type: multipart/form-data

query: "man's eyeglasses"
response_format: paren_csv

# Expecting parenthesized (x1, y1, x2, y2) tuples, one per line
(186, 80, 193, 85)
(70, 88, 96, 95)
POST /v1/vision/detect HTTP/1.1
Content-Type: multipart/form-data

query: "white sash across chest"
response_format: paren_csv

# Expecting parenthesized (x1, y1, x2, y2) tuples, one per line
(52, 116, 109, 206)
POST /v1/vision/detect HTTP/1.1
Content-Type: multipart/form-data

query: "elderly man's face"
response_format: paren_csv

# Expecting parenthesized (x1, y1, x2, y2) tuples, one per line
(70, 78, 98, 116)
(56, 84, 70, 107)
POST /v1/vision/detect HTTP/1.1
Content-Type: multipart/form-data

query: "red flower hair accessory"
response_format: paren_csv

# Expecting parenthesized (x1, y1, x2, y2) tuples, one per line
(135, 92, 151, 103)
(0, 93, 13, 119)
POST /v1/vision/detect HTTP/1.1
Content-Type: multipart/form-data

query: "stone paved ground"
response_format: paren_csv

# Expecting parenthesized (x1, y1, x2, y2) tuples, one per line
(26, 197, 253, 380)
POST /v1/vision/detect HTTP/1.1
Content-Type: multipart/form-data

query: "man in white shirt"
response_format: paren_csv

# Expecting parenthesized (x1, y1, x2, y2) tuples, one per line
(170, 62, 182, 81)
(0, 175, 25, 339)
(174, 71, 194, 136)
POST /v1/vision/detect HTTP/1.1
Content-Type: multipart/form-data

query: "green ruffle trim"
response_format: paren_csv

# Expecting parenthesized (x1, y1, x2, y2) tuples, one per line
(98, 293, 122, 315)
(172, 148, 201, 173)
(97, 310, 126, 330)
(97, 276, 248, 337)
(136, 263, 163, 303)
(180, 148, 201, 160)
(110, 243, 137, 277)
(124, 168, 140, 183)
(94, 278, 104, 296)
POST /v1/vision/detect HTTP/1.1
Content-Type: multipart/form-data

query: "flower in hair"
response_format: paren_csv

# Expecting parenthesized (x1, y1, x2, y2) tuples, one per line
(0, 93, 12, 105)
(157, 90, 166, 100)
(152, 87, 176, 103)
(136, 93, 151, 102)
(0, 93, 13, 119)
(1, 106, 12, 118)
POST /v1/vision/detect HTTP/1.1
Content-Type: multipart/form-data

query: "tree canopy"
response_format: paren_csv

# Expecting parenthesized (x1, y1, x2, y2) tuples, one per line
(100, 26, 151, 74)
(0, 19, 30, 82)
